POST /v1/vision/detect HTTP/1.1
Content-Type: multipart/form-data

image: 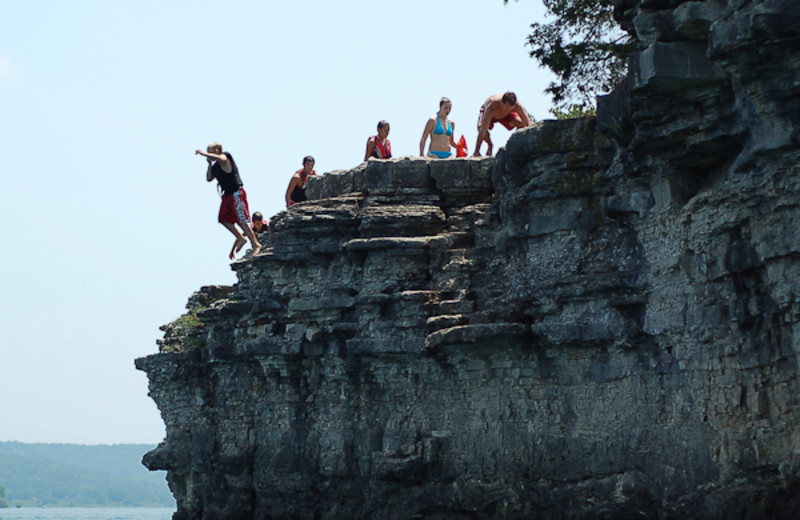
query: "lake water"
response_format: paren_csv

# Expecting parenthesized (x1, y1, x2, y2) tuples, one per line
(0, 508, 174, 520)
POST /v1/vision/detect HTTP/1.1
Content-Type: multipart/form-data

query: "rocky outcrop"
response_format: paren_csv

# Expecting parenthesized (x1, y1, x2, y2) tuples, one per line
(136, 1, 800, 518)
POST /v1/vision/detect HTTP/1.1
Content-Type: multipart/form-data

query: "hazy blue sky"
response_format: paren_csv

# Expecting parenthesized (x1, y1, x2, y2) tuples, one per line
(0, 0, 552, 444)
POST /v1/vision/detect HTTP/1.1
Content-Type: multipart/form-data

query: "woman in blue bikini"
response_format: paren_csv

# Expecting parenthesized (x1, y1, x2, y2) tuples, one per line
(419, 97, 457, 158)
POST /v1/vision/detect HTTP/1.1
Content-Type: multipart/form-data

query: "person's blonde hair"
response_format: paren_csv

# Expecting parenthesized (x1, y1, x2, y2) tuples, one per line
(207, 142, 223, 153)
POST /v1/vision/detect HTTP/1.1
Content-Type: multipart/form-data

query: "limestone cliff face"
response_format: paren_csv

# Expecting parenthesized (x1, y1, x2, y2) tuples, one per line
(136, 1, 800, 518)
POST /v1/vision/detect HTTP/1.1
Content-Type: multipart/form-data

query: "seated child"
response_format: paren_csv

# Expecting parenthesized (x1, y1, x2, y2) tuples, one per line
(251, 212, 268, 233)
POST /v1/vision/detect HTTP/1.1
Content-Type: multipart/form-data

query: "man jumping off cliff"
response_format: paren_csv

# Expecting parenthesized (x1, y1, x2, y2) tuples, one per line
(196, 142, 261, 259)
(474, 92, 532, 157)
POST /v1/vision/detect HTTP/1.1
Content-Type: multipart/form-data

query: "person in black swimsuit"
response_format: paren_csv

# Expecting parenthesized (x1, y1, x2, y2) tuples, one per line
(285, 156, 316, 208)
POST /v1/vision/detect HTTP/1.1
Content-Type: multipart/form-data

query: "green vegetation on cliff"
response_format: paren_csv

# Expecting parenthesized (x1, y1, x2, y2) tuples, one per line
(506, 0, 635, 113)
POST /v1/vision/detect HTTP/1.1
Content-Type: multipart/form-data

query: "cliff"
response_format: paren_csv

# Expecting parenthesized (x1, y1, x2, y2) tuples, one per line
(136, 1, 800, 518)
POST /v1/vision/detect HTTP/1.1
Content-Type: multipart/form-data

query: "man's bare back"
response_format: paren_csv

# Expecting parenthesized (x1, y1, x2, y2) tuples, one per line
(474, 92, 532, 157)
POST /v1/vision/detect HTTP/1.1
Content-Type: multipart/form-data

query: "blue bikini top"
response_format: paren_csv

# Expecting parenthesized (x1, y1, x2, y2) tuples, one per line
(433, 113, 453, 136)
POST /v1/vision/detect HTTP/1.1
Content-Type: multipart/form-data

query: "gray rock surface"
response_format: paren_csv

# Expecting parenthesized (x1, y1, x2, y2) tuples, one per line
(137, 1, 800, 518)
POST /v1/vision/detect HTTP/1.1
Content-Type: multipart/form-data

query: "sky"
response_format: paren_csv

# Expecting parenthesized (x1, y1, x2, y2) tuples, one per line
(0, 0, 554, 445)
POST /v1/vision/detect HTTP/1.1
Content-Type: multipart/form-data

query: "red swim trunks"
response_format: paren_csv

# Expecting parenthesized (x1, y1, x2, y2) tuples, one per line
(218, 188, 251, 226)
(491, 112, 522, 130)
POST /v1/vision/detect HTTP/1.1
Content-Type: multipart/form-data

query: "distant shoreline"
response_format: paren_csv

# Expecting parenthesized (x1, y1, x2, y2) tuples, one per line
(0, 442, 173, 508)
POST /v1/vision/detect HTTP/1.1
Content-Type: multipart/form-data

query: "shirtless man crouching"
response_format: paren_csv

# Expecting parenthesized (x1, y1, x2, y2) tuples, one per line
(474, 91, 532, 157)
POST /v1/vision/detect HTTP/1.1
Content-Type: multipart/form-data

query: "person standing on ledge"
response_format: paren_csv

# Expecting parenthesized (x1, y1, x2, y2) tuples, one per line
(196, 142, 261, 259)
(420, 97, 457, 158)
(474, 92, 532, 157)
(285, 155, 316, 208)
(364, 120, 392, 161)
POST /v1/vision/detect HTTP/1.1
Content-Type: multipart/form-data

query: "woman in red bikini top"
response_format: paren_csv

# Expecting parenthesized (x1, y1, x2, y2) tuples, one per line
(364, 120, 392, 161)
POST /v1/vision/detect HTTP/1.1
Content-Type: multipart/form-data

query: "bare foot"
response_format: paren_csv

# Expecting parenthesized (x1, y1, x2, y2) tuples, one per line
(235, 237, 247, 253)
(229, 237, 247, 259)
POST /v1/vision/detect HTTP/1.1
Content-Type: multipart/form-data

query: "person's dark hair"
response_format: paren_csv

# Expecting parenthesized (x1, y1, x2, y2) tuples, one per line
(501, 92, 517, 105)
(377, 120, 390, 131)
(439, 97, 451, 107)
(303, 155, 315, 165)
(252, 211, 263, 221)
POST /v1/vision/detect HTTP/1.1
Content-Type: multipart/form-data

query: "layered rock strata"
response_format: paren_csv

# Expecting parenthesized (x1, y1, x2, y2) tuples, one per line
(137, 0, 800, 518)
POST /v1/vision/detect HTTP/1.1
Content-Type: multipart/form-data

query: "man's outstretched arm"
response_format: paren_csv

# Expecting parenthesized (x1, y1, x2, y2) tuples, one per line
(515, 103, 532, 127)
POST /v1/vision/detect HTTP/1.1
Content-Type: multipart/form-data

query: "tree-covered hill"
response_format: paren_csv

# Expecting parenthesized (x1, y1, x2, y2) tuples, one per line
(0, 442, 172, 507)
